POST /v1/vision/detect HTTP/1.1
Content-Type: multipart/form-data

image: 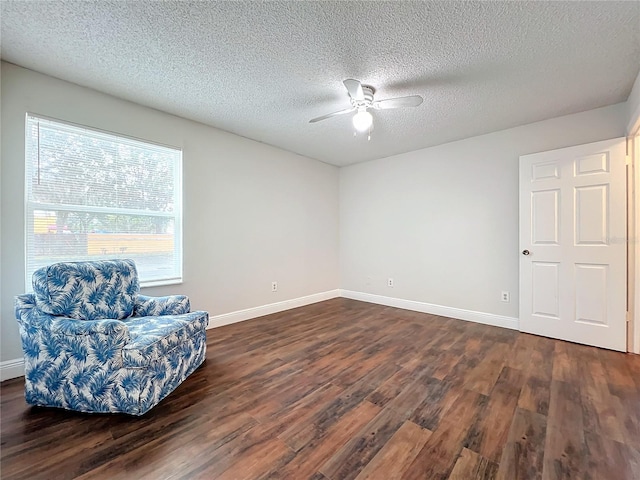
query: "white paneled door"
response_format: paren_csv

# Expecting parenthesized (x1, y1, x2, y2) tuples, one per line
(519, 138, 627, 351)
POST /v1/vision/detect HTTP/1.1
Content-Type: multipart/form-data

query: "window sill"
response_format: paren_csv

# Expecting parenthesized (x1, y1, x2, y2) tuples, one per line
(140, 278, 183, 289)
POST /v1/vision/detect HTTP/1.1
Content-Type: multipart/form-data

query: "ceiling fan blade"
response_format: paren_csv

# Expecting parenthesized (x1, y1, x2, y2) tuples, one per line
(309, 106, 356, 123)
(343, 79, 364, 101)
(373, 95, 423, 110)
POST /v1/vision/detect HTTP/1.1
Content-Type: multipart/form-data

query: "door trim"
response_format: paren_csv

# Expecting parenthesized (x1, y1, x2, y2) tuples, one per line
(633, 131, 640, 353)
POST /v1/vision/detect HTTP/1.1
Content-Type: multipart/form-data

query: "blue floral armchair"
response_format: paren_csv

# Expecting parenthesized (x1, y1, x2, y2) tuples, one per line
(15, 259, 208, 415)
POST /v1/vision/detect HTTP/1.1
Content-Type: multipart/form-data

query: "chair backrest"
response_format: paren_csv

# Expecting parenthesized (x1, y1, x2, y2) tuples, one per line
(33, 259, 140, 320)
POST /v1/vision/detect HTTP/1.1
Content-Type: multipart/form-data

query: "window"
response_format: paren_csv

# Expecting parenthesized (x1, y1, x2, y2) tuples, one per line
(25, 114, 182, 287)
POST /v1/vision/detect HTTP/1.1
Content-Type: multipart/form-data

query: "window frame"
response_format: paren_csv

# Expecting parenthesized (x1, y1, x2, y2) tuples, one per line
(24, 113, 184, 290)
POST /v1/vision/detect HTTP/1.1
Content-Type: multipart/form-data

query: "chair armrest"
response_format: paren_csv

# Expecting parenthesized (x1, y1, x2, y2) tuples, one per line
(15, 294, 60, 329)
(16, 293, 130, 342)
(50, 317, 130, 340)
(134, 294, 191, 316)
(15, 294, 42, 325)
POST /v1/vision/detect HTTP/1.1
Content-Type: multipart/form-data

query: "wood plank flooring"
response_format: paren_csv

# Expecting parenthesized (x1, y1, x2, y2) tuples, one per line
(1, 298, 639, 479)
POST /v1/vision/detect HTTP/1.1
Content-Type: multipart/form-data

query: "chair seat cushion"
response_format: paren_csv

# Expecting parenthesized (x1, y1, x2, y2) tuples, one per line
(122, 312, 208, 367)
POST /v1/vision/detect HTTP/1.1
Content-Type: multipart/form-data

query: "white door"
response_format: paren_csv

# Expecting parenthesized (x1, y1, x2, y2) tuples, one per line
(519, 138, 627, 351)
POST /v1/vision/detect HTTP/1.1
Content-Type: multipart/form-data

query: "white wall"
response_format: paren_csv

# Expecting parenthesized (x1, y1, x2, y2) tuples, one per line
(627, 68, 640, 133)
(0, 62, 340, 364)
(1, 61, 634, 372)
(340, 103, 628, 321)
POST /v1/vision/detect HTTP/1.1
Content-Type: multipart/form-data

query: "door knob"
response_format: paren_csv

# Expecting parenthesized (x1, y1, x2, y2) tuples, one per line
(522, 250, 530, 256)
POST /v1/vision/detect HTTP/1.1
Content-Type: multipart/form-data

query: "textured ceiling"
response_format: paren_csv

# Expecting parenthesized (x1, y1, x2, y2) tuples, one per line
(1, 1, 639, 167)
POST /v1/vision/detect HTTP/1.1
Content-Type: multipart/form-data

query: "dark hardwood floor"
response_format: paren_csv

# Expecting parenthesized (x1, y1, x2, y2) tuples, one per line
(2, 298, 639, 479)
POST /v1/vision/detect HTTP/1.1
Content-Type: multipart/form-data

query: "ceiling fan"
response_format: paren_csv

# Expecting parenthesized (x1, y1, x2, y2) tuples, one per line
(309, 79, 423, 136)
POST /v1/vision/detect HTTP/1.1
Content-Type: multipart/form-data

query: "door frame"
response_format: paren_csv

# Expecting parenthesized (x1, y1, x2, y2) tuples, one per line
(631, 114, 640, 353)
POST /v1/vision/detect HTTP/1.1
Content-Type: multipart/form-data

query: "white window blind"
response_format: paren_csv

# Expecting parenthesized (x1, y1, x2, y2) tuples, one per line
(25, 114, 183, 288)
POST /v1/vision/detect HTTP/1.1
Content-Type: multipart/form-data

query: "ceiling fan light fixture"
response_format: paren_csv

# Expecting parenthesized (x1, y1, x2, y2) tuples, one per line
(352, 109, 373, 132)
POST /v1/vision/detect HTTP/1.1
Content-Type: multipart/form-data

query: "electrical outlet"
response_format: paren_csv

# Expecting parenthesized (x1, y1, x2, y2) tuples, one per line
(501, 291, 510, 302)
(388, 278, 394, 288)
(272, 281, 278, 292)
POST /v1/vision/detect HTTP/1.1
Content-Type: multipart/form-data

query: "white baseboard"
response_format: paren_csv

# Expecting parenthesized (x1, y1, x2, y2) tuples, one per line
(340, 290, 519, 331)
(1, 358, 25, 382)
(207, 289, 342, 329)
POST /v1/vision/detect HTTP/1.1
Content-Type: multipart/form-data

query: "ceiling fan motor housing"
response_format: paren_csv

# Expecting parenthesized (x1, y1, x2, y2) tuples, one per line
(351, 86, 375, 109)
